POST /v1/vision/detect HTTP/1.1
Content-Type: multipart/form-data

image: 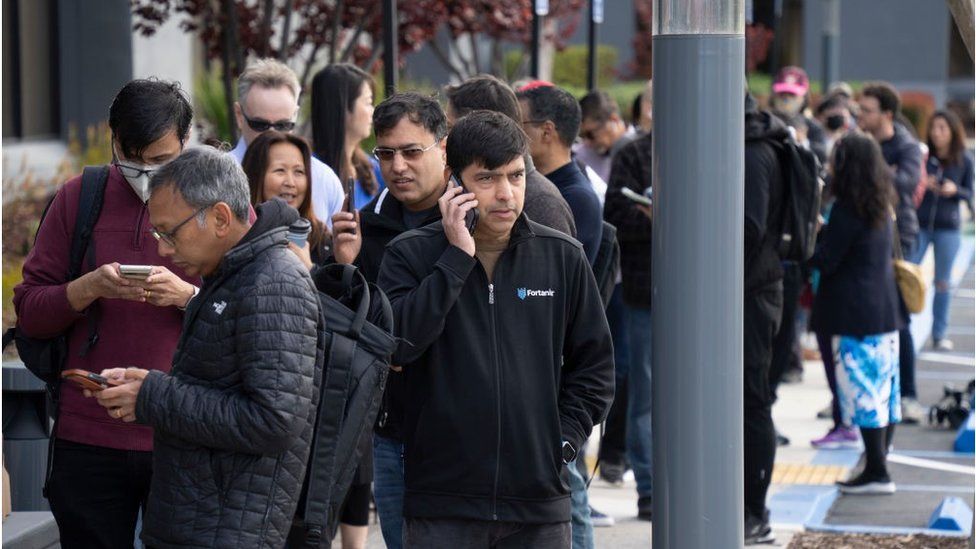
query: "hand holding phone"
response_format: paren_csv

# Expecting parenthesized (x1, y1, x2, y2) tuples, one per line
(62, 369, 124, 392)
(438, 174, 478, 257)
(450, 175, 479, 235)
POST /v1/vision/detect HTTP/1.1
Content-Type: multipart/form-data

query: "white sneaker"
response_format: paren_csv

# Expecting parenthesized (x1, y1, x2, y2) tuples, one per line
(934, 338, 954, 351)
(901, 398, 925, 424)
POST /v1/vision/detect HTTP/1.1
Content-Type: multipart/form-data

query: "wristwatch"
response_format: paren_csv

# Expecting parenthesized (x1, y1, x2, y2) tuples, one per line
(561, 440, 577, 464)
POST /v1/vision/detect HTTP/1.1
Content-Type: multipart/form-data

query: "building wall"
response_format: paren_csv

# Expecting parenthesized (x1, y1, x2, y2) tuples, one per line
(801, 0, 973, 105)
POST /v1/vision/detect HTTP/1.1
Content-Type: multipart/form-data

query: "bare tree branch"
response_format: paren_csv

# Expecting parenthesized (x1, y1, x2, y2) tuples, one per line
(429, 37, 466, 81)
(366, 44, 384, 72)
(340, 4, 377, 63)
(300, 41, 325, 88)
(946, 0, 974, 59)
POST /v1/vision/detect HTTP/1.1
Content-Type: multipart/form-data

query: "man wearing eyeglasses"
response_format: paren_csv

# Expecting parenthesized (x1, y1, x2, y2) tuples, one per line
(12, 79, 199, 548)
(229, 58, 344, 227)
(89, 148, 321, 548)
(328, 91, 450, 549)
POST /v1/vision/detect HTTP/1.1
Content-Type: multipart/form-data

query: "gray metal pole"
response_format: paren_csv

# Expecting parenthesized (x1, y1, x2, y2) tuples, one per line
(821, 0, 840, 91)
(652, 1, 745, 548)
(530, 3, 542, 79)
(382, 0, 397, 97)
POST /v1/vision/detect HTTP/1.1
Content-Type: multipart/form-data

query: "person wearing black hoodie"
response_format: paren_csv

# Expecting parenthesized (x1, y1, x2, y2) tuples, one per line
(328, 92, 450, 549)
(378, 111, 613, 546)
(743, 94, 787, 545)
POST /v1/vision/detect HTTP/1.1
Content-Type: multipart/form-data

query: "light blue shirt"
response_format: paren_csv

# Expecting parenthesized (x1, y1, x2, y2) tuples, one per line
(230, 137, 344, 228)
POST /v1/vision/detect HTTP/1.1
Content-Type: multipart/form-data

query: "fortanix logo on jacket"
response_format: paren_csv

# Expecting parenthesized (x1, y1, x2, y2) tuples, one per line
(517, 287, 556, 300)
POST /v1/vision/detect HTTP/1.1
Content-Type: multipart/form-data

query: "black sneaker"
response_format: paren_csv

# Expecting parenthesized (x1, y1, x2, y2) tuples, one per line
(637, 496, 653, 521)
(781, 366, 803, 384)
(744, 513, 775, 545)
(589, 506, 615, 527)
(775, 430, 791, 447)
(836, 470, 896, 494)
(599, 460, 626, 486)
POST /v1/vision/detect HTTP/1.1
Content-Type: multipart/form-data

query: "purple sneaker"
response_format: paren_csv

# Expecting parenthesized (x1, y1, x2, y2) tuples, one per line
(810, 426, 860, 449)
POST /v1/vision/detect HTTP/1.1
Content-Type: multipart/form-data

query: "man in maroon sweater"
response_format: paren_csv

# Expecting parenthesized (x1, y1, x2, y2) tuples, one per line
(12, 79, 199, 548)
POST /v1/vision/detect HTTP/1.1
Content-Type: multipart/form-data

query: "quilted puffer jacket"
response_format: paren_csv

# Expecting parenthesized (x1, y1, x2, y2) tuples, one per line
(135, 199, 323, 548)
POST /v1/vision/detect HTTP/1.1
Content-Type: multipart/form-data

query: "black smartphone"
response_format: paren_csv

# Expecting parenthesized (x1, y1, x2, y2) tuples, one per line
(450, 174, 478, 235)
(344, 177, 356, 213)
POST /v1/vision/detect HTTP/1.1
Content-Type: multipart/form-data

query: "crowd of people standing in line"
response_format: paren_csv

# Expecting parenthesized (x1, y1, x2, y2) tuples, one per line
(10, 56, 972, 549)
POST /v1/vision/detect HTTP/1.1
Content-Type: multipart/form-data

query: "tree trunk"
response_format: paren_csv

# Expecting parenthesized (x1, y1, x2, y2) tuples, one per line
(220, 5, 238, 143)
(490, 39, 504, 78)
(222, 0, 245, 72)
(539, 17, 557, 82)
(259, 0, 275, 57)
(329, 0, 345, 64)
(946, 0, 974, 60)
(278, 0, 293, 59)
(300, 42, 324, 88)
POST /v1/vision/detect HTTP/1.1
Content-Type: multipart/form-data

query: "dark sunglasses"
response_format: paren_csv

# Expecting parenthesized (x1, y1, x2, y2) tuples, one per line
(241, 109, 296, 133)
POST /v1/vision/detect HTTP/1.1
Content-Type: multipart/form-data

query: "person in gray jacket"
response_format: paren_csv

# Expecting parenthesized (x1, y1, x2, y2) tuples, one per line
(92, 148, 323, 548)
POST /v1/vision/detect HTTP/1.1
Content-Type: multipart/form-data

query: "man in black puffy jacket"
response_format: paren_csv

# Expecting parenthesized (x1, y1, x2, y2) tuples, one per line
(92, 148, 322, 548)
(378, 111, 613, 546)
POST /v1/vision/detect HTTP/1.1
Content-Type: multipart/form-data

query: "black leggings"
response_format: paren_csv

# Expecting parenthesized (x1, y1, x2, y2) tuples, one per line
(339, 482, 371, 527)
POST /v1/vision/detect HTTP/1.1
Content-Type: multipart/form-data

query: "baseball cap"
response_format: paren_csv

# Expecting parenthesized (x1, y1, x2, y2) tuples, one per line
(772, 66, 809, 96)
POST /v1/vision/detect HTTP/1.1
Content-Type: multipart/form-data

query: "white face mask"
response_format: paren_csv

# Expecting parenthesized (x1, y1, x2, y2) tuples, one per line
(114, 147, 161, 203)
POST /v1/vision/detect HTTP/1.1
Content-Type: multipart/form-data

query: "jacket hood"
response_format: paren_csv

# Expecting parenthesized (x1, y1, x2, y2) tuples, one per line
(745, 108, 791, 142)
(218, 198, 299, 276)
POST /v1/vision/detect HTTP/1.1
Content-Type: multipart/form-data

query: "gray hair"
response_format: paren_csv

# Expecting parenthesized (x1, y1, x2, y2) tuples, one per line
(149, 147, 251, 222)
(237, 58, 301, 107)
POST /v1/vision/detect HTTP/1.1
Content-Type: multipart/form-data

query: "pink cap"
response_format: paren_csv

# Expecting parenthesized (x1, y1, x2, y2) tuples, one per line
(772, 66, 809, 96)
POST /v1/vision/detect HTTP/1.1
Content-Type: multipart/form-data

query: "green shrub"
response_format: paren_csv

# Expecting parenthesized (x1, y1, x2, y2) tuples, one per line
(195, 67, 235, 146)
(552, 45, 619, 90)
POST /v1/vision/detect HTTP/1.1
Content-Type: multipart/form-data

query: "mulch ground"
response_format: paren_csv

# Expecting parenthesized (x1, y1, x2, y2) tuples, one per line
(787, 532, 973, 548)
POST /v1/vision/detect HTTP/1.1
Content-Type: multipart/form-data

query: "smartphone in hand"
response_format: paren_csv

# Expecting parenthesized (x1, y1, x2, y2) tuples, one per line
(345, 177, 356, 213)
(450, 174, 478, 235)
(61, 369, 123, 392)
(119, 265, 153, 280)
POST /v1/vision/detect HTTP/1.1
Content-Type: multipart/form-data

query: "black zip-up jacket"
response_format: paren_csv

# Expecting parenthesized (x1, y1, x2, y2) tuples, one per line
(377, 215, 614, 524)
(917, 152, 974, 232)
(357, 188, 442, 441)
(137, 200, 322, 548)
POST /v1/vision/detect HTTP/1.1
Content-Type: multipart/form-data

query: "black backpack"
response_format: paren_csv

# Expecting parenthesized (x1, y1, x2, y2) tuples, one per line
(2, 166, 109, 387)
(592, 221, 620, 308)
(766, 136, 822, 262)
(291, 264, 397, 546)
(1, 166, 109, 497)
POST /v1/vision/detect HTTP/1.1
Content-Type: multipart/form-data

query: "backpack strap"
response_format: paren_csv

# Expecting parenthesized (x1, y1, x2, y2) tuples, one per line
(42, 165, 109, 498)
(72, 166, 109, 356)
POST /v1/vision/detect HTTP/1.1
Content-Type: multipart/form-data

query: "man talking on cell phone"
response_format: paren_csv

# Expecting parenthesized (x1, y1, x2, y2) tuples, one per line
(377, 110, 614, 546)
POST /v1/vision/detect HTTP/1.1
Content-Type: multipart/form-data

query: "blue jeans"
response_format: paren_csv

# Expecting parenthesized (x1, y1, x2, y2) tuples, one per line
(625, 304, 653, 499)
(567, 458, 594, 549)
(373, 434, 405, 549)
(912, 228, 962, 341)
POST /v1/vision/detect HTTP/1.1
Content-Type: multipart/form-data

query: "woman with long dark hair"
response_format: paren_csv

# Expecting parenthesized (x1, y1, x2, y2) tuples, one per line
(311, 63, 385, 210)
(809, 132, 904, 494)
(912, 109, 974, 350)
(241, 131, 328, 264)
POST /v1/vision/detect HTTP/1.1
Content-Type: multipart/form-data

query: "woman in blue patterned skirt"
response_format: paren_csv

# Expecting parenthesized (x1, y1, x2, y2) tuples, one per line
(810, 132, 906, 495)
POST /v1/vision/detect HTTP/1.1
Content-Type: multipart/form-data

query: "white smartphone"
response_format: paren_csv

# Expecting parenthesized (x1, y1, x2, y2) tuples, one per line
(621, 187, 653, 207)
(118, 265, 153, 279)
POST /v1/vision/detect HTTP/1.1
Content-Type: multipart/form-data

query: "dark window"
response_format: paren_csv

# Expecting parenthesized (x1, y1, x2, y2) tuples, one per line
(2, 0, 59, 140)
